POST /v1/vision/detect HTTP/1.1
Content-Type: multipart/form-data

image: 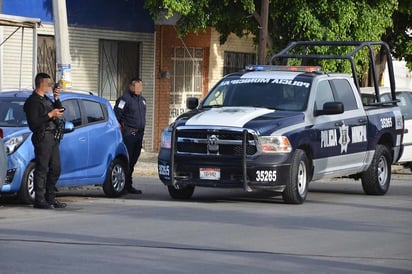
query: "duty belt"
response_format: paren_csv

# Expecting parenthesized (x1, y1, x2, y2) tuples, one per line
(124, 125, 144, 135)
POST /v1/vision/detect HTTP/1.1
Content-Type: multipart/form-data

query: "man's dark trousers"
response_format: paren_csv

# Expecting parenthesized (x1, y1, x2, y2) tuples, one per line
(123, 130, 144, 189)
(33, 132, 61, 203)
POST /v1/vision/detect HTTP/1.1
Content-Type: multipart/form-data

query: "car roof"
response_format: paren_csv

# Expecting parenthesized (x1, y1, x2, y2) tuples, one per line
(0, 90, 108, 104)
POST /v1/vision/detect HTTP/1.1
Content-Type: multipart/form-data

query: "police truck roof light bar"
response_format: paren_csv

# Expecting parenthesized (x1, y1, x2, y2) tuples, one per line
(245, 65, 321, 72)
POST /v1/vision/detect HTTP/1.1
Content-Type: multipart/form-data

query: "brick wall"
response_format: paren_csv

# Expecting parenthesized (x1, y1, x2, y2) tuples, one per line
(153, 26, 211, 151)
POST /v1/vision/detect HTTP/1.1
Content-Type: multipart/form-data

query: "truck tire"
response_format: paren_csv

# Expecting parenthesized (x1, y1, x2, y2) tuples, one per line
(103, 158, 127, 197)
(361, 144, 391, 195)
(18, 162, 36, 204)
(168, 185, 195, 199)
(282, 149, 309, 204)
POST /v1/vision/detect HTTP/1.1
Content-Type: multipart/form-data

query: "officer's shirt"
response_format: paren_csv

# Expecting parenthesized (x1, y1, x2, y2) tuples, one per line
(23, 91, 62, 133)
(114, 91, 146, 129)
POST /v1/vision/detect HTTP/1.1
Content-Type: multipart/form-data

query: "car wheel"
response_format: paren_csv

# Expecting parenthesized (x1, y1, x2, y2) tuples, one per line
(282, 149, 310, 204)
(103, 158, 127, 197)
(361, 144, 391, 195)
(18, 162, 36, 204)
(167, 185, 195, 199)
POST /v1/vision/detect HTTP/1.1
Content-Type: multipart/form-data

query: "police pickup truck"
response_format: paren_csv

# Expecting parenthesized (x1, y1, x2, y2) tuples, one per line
(158, 41, 404, 204)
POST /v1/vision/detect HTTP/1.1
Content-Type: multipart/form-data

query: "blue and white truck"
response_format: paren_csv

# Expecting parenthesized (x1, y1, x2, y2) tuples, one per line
(158, 41, 404, 204)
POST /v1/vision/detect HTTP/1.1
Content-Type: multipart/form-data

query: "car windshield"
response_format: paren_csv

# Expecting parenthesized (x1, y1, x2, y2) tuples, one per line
(0, 99, 27, 127)
(201, 76, 312, 111)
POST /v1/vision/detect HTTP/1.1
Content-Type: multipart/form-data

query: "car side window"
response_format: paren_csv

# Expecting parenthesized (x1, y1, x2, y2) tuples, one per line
(332, 79, 358, 111)
(314, 80, 335, 111)
(83, 100, 105, 124)
(62, 99, 82, 127)
(392, 93, 411, 120)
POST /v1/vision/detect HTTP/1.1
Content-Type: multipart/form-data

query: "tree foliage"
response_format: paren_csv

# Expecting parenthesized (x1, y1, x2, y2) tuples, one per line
(145, 0, 411, 73)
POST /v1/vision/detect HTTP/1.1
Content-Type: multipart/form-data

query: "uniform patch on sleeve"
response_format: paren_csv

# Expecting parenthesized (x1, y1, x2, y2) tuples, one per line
(118, 100, 126, 109)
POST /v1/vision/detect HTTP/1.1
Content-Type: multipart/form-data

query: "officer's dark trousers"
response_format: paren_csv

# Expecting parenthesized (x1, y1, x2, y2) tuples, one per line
(123, 131, 144, 189)
(33, 132, 61, 203)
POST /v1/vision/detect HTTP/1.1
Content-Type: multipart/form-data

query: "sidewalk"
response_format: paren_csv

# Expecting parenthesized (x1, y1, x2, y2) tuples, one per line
(133, 150, 158, 176)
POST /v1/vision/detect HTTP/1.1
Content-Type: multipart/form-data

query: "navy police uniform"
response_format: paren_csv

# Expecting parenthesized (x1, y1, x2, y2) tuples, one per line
(114, 90, 146, 192)
(24, 92, 62, 205)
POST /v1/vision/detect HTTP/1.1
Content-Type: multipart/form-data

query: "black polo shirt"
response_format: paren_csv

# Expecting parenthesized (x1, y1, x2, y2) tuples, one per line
(114, 91, 146, 130)
(23, 91, 62, 134)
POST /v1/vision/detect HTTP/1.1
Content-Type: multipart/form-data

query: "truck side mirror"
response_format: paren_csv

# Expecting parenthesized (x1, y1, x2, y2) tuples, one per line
(186, 97, 199, 110)
(323, 102, 344, 115)
(315, 101, 344, 116)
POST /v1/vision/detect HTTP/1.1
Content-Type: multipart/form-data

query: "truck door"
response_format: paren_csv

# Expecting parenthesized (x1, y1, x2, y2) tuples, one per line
(331, 79, 368, 169)
(311, 80, 346, 177)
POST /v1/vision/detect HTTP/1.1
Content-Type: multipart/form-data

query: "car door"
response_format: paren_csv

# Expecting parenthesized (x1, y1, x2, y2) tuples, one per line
(58, 99, 88, 183)
(382, 91, 412, 163)
(80, 99, 111, 178)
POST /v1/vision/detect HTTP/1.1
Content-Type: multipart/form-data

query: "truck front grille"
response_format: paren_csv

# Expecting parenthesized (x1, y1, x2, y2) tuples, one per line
(175, 128, 257, 156)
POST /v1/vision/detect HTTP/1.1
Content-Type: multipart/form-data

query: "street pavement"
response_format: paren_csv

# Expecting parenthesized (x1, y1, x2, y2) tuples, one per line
(0, 151, 411, 274)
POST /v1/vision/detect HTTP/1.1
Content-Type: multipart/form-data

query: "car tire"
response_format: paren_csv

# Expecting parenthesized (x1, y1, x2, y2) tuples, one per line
(103, 158, 127, 197)
(361, 144, 391, 195)
(168, 185, 195, 199)
(19, 162, 36, 204)
(282, 149, 309, 204)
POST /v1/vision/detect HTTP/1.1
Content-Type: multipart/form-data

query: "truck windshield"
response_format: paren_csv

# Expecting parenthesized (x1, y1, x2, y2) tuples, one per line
(202, 76, 312, 111)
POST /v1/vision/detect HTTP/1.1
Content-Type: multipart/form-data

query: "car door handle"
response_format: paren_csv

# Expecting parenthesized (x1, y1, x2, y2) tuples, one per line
(335, 121, 343, 126)
(358, 118, 367, 124)
(79, 137, 87, 142)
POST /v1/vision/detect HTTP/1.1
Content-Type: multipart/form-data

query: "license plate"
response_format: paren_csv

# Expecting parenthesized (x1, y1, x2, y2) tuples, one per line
(199, 168, 221, 180)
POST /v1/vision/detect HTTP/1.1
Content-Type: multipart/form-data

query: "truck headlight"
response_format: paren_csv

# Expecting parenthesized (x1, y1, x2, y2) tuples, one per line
(4, 133, 30, 155)
(160, 128, 172, 149)
(258, 136, 292, 153)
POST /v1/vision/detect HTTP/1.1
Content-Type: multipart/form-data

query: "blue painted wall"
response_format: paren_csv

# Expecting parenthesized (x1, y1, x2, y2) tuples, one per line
(2, 0, 154, 33)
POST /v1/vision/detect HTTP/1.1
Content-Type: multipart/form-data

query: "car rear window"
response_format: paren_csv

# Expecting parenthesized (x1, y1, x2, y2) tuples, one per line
(82, 100, 106, 123)
(0, 99, 27, 127)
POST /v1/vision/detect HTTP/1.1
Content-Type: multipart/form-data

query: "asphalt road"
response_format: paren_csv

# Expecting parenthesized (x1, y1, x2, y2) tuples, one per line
(0, 170, 411, 274)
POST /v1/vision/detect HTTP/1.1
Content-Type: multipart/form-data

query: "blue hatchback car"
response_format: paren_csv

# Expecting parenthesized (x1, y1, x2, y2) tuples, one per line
(0, 90, 129, 203)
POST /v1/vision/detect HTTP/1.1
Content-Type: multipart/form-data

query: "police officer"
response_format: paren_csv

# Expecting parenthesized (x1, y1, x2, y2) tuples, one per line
(24, 73, 67, 209)
(114, 78, 146, 194)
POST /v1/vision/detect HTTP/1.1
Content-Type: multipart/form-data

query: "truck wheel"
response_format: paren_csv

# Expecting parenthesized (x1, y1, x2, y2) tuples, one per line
(103, 158, 126, 197)
(168, 185, 195, 199)
(282, 149, 309, 204)
(18, 162, 36, 204)
(361, 145, 391, 195)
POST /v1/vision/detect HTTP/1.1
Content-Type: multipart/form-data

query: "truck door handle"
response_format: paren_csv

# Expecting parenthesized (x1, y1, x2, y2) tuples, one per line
(335, 121, 343, 126)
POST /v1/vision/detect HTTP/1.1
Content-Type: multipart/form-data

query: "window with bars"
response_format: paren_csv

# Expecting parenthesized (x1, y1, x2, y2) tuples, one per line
(99, 40, 140, 100)
(170, 47, 203, 123)
(223, 51, 256, 75)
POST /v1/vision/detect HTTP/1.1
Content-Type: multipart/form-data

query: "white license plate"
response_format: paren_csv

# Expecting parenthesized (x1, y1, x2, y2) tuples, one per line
(199, 168, 221, 180)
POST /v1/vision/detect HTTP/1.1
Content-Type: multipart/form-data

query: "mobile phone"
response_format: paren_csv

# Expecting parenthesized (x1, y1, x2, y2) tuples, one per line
(59, 107, 66, 112)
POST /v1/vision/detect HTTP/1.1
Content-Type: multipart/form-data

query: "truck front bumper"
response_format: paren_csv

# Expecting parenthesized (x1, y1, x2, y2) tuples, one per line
(158, 149, 292, 192)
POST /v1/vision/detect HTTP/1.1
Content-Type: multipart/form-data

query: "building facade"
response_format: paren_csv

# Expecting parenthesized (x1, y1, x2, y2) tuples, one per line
(1, 0, 257, 151)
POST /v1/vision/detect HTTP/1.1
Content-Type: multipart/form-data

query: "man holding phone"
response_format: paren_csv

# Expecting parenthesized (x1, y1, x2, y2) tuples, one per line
(23, 73, 67, 209)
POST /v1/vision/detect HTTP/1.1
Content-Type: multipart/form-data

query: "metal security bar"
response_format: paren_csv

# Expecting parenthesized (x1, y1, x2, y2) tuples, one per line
(270, 41, 396, 103)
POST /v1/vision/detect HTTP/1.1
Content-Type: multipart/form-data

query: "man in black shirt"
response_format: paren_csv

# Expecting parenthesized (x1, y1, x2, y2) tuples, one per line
(114, 78, 146, 194)
(24, 73, 67, 209)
